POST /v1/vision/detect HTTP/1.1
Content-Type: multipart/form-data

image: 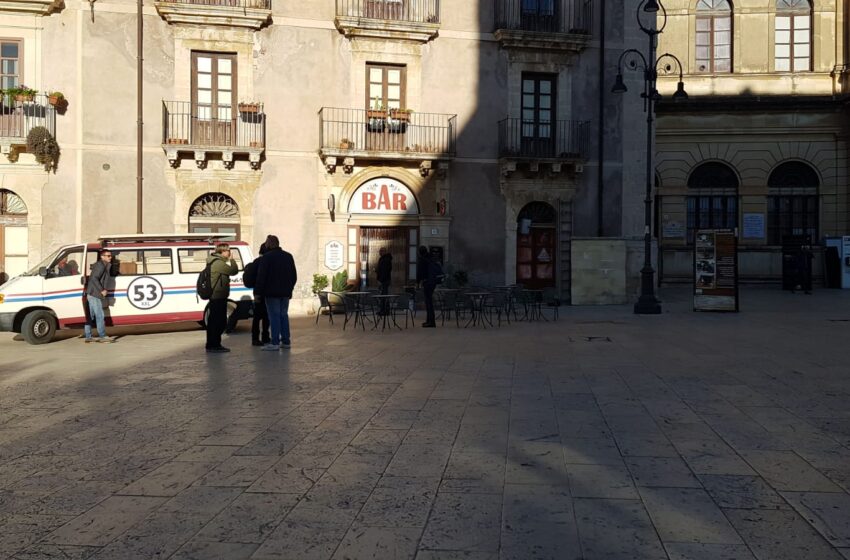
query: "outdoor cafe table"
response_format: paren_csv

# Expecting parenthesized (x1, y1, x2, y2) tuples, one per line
(463, 291, 492, 328)
(343, 292, 372, 330)
(370, 294, 401, 331)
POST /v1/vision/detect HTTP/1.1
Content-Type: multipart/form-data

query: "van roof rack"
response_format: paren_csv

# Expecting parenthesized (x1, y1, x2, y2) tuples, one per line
(98, 233, 233, 244)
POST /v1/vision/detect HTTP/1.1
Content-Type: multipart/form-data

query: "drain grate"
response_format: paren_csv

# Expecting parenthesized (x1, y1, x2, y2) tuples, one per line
(584, 336, 613, 342)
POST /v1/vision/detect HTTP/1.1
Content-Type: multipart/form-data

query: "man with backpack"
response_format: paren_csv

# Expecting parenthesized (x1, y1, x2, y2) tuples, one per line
(416, 245, 441, 328)
(243, 243, 270, 346)
(256, 235, 298, 350)
(203, 243, 238, 353)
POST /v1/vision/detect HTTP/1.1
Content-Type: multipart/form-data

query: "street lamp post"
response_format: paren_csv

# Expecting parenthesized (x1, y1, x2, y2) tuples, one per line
(612, 0, 687, 315)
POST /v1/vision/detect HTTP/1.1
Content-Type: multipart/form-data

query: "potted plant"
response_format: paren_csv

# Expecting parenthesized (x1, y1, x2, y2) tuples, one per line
(389, 107, 412, 122)
(9, 85, 37, 102)
(366, 96, 386, 119)
(312, 273, 330, 295)
(238, 101, 261, 113)
(332, 270, 350, 292)
(26, 126, 60, 171)
(47, 91, 65, 106)
(339, 138, 354, 150)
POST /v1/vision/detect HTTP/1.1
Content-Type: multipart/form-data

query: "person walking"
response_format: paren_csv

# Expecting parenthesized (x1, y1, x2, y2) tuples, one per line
(244, 243, 270, 346)
(84, 249, 116, 343)
(205, 243, 239, 353)
(417, 245, 437, 328)
(256, 235, 298, 351)
(376, 247, 392, 315)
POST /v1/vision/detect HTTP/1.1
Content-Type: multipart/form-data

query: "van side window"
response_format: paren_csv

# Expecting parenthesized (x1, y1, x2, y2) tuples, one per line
(47, 249, 83, 278)
(178, 248, 244, 273)
(112, 250, 173, 276)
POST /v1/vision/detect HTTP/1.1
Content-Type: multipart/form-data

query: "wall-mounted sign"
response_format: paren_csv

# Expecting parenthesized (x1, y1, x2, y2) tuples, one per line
(325, 240, 344, 271)
(693, 229, 739, 312)
(348, 178, 419, 215)
(742, 213, 765, 239)
(663, 221, 685, 239)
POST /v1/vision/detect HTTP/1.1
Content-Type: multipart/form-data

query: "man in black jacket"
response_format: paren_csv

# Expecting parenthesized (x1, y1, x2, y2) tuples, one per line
(376, 247, 392, 315)
(256, 235, 298, 350)
(84, 249, 115, 343)
(246, 243, 270, 346)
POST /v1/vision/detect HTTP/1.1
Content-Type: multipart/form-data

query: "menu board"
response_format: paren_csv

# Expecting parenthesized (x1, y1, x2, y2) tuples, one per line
(694, 229, 739, 312)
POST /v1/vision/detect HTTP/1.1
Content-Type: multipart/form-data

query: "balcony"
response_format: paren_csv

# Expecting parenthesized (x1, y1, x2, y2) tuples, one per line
(162, 101, 265, 169)
(154, 0, 271, 30)
(0, 0, 62, 15)
(319, 107, 456, 175)
(335, 0, 440, 43)
(0, 94, 57, 162)
(494, 0, 593, 53)
(498, 118, 589, 175)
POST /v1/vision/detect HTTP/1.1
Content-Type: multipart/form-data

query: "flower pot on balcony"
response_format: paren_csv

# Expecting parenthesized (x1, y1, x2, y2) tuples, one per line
(366, 109, 387, 119)
(15, 94, 34, 103)
(339, 139, 354, 150)
(366, 117, 386, 133)
(238, 103, 261, 114)
(386, 117, 407, 134)
(249, 141, 262, 148)
(167, 138, 189, 145)
(388, 110, 411, 123)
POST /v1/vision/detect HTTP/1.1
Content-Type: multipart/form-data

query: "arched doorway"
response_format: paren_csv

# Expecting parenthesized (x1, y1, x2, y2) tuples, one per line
(686, 161, 739, 244)
(0, 189, 28, 284)
(767, 161, 819, 245)
(188, 193, 240, 241)
(516, 201, 556, 289)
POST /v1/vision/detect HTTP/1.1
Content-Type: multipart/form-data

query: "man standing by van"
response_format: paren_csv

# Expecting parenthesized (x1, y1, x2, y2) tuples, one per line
(84, 249, 115, 343)
(206, 243, 239, 353)
(256, 235, 297, 351)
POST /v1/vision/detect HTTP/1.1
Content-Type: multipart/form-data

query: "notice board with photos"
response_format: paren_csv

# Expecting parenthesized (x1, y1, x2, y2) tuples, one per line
(693, 229, 739, 312)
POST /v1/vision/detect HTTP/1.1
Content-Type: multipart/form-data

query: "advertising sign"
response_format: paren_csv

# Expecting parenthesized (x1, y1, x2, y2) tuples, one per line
(348, 178, 419, 215)
(325, 240, 344, 271)
(694, 229, 739, 312)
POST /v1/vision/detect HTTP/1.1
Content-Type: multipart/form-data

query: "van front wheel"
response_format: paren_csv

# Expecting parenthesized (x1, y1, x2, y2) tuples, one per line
(22, 310, 57, 345)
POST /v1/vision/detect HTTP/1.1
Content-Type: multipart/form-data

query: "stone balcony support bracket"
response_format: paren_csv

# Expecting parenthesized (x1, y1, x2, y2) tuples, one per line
(162, 145, 264, 170)
(494, 29, 591, 54)
(334, 16, 440, 43)
(154, 1, 271, 30)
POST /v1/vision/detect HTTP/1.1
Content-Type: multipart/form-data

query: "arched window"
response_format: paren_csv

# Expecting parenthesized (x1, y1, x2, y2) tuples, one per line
(0, 189, 28, 283)
(767, 161, 818, 244)
(188, 192, 240, 241)
(687, 162, 739, 243)
(696, 0, 732, 73)
(775, 0, 812, 72)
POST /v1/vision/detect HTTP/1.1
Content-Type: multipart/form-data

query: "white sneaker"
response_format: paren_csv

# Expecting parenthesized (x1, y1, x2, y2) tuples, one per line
(262, 343, 280, 351)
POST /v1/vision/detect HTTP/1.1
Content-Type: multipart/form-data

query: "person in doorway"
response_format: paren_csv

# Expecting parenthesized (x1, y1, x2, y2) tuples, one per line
(256, 235, 298, 351)
(793, 242, 814, 295)
(417, 245, 437, 328)
(245, 243, 270, 346)
(205, 243, 239, 353)
(376, 247, 393, 316)
(84, 249, 115, 343)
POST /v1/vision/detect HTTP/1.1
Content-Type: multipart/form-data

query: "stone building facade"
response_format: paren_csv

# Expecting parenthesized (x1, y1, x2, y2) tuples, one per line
(0, 0, 649, 306)
(656, 0, 850, 283)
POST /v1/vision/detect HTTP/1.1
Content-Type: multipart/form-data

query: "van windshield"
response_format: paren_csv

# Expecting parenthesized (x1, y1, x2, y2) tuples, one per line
(21, 249, 63, 276)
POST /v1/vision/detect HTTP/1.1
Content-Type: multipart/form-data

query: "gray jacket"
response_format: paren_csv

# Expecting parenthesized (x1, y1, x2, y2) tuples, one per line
(86, 260, 114, 301)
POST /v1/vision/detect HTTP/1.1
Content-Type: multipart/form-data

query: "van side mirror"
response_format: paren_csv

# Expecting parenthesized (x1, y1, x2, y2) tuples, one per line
(38, 267, 48, 277)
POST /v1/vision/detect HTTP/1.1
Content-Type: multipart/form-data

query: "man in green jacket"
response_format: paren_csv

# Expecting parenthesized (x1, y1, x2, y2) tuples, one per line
(206, 243, 239, 353)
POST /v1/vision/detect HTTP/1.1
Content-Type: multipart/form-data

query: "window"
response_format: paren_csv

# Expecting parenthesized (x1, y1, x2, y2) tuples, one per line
(775, 0, 811, 72)
(521, 73, 556, 157)
(686, 162, 739, 243)
(695, 0, 732, 73)
(767, 161, 818, 245)
(46, 248, 83, 279)
(111, 249, 173, 276)
(366, 63, 406, 111)
(0, 40, 21, 93)
(188, 192, 240, 241)
(192, 52, 237, 146)
(178, 248, 244, 274)
(0, 189, 27, 283)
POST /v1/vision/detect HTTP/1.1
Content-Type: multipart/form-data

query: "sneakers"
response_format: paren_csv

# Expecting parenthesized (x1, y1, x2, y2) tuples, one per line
(84, 338, 94, 343)
(262, 343, 280, 351)
(206, 346, 230, 353)
(97, 336, 115, 343)
(281, 342, 291, 349)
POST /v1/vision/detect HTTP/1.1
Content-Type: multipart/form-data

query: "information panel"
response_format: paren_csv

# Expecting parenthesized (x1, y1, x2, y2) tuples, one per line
(694, 229, 739, 312)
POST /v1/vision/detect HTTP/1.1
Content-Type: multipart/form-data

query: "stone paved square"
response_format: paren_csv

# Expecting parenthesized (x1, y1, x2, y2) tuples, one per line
(1, 288, 849, 559)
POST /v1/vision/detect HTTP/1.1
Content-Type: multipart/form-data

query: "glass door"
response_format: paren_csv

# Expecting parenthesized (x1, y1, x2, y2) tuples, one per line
(192, 52, 237, 146)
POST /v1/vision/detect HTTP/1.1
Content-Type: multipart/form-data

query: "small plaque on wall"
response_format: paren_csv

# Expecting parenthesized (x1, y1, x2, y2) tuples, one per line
(325, 240, 344, 271)
(742, 213, 765, 239)
(663, 221, 685, 239)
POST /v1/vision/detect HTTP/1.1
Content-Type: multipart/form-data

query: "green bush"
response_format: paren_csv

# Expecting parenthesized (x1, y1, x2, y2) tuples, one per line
(26, 126, 60, 171)
(332, 270, 348, 292)
(311, 274, 329, 295)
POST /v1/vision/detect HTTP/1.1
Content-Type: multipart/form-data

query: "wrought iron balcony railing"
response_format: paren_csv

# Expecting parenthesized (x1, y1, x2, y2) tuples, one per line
(494, 0, 593, 35)
(0, 94, 57, 152)
(162, 100, 265, 169)
(336, 0, 439, 24)
(319, 107, 456, 158)
(157, 0, 270, 7)
(498, 118, 589, 160)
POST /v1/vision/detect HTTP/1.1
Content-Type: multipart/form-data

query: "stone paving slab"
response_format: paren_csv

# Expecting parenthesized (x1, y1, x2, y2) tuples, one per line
(0, 287, 849, 558)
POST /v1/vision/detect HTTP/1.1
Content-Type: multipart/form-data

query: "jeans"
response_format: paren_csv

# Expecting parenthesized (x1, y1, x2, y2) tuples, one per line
(423, 282, 436, 325)
(84, 296, 106, 339)
(206, 298, 228, 349)
(266, 297, 291, 346)
(252, 295, 270, 343)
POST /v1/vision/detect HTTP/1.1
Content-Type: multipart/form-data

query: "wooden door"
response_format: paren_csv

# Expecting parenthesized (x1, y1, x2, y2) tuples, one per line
(517, 227, 556, 289)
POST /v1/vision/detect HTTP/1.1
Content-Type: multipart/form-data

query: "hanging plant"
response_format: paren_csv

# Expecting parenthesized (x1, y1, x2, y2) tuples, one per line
(26, 126, 60, 171)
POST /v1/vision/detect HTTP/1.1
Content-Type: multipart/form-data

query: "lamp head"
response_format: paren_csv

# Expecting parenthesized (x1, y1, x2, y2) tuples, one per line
(643, 0, 660, 12)
(673, 80, 688, 101)
(612, 73, 628, 94)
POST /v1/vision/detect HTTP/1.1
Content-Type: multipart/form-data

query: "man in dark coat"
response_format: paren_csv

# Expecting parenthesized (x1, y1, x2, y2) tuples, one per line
(256, 235, 298, 350)
(84, 249, 116, 343)
(376, 247, 392, 315)
(416, 245, 437, 328)
(248, 243, 270, 346)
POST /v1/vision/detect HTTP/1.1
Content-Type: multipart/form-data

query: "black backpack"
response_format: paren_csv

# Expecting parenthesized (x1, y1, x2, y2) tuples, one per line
(196, 263, 214, 300)
(243, 260, 258, 289)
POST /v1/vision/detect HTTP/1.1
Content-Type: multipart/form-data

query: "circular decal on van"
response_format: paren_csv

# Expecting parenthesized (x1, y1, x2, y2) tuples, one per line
(127, 276, 164, 310)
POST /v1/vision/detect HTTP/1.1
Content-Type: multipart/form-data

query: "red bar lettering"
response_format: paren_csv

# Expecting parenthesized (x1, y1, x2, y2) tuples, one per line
(363, 192, 377, 210)
(378, 185, 391, 210)
(392, 193, 407, 211)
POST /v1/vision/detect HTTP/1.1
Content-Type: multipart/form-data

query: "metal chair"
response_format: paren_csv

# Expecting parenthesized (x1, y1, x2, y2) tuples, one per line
(315, 291, 335, 325)
(483, 291, 510, 326)
(391, 293, 414, 328)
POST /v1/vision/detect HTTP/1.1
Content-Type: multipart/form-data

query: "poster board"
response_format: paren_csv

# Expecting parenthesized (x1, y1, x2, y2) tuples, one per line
(694, 229, 739, 312)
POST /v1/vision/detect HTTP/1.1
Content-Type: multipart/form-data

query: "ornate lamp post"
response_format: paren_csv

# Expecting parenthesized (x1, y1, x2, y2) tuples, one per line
(612, 0, 687, 315)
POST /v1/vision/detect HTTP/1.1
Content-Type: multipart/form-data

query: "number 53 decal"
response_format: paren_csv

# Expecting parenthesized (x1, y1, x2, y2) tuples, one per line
(126, 276, 165, 310)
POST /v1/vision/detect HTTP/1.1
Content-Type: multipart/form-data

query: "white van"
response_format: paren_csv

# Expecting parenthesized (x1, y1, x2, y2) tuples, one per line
(0, 234, 255, 344)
